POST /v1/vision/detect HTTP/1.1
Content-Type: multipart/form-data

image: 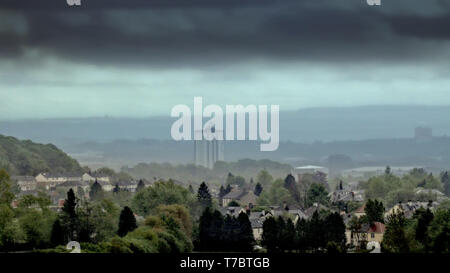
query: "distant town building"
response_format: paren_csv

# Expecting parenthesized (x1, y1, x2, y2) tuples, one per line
(340, 166, 421, 179)
(11, 176, 37, 191)
(292, 165, 328, 181)
(35, 172, 83, 189)
(194, 126, 224, 169)
(386, 201, 440, 218)
(222, 188, 257, 207)
(82, 173, 110, 183)
(291, 165, 329, 190)
(346, 221, 386, 247)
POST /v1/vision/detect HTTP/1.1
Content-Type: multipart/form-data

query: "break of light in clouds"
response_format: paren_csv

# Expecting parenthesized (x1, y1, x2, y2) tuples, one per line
(1, 0, 450, 119)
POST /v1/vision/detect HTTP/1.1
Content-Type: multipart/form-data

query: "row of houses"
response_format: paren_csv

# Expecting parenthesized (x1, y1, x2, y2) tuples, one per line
(220, 199, 442, 251)
(12, 172, 118, 192)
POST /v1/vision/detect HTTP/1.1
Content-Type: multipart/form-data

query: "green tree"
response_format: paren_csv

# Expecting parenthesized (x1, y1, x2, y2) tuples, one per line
(0, 170, 14, 206)
(257, 179, 294, 207)
(227, 200, 240, 207)
(89, 180, 104, 200)
(254, 182, 263, 196)
(324, 212, 346, 250)
(156, 204, 193, 238)
(256, 169, 274, 186)
(385, 165, 391, 175)
(234, 176, 246, 187)
(118, 206, 137, 237)
(442, 171, 450, 196)
(136, 179, 145, 192)
(188, 184, 194, 194)
(280, 218, 296, 252)
(414, 208, 434, 250)
(60, 188, 79, 241)
(113, 184, 120, 194)
(76, 186, 85, 200)
(219, 185, 227, 199)
(365, 199, 385, 224)
(131, 180, 194, 216)
(237, 212, 255, 252)
(307, 211, 326, 252)
(198, 208, 224, 251)
(295, 218, 307, 252)
(226, 172, 235, 185)
(50, 219, 65, 247)
(197, 182, 212, 209)
(306, 183, 329, 207)
(428, 209, 450, 253)
(382, 210, 409, 253)
(261, 217, 279, 252)
(284, 174, 301, 203)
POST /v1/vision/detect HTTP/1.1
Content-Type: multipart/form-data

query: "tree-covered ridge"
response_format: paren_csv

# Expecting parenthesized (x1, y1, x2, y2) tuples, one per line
(121, 159, 292, 186)
(0, 134, 83, 176)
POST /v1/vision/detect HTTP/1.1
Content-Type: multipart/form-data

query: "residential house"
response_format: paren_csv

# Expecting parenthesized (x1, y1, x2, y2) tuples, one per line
(82, 173, 111, 183)
(250, 217, 264, 241)
(222, 188, 258, 207)
(385, 201, 439, 219)
(304, 203, 331, 218)
(35, 172, 82, 189)
(329, 189, 364, 203)
(346, 221, 386, 246)
(53, 180, 90, 194)
(11, 176, 37, 191)
(96, 180, 114, 192)
(116, 180, 138, 192)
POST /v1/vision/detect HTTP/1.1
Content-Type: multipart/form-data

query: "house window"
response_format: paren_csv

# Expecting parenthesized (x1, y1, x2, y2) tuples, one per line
(371, 233, 375, 238)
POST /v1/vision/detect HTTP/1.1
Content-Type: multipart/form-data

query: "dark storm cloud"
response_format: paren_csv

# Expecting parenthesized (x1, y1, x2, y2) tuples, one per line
(386, 13, 450, 40)
(1, 0, 449, 67)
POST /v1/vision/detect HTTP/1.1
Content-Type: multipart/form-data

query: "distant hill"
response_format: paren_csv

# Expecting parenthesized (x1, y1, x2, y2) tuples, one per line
(1, 105, 450, 145)
(0, 134, 83, 176)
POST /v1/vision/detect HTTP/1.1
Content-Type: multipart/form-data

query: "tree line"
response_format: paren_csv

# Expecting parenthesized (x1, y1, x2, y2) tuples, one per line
(262, 211, 346, 253)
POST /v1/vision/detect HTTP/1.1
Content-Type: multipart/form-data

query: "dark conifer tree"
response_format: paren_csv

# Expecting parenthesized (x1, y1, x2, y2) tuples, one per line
(118, 206, 137, 237)
(136, 179, 146, 192)
(254, 182, 263, 196)
(237, 212, 255, 252)
(307, 211, 325, 252)
(197, 182, 212, 209)
(262, 217, 279, 252)
(284, 174, 300, 203)
(226, 172, 235, 185)
(225, 184, 232, 194)
(324, 212, 346, 250)
(442, 171, 450, 196)
(414, 208, 434, 248)
(89, 179, 104, 200)
(295, 218, 307, 252)
(113, 183, 120, 193)
(60, 188, 79, 241)
(188, 184, 194, 194)
(281, 218, 296, 252)
(50, 219, 65, 246)
(365, 199, 385, 224)
(219, 185, 226, 198)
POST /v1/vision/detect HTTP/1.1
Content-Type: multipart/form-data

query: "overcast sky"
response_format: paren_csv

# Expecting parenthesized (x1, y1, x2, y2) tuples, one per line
(0, 0, 449, 119)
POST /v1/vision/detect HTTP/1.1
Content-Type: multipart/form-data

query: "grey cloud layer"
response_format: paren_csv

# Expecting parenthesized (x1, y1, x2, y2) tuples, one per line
(0, 0, 449, 67)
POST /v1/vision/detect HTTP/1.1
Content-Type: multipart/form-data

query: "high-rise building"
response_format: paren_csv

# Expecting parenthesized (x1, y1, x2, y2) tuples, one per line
(194, 126, 224, 169)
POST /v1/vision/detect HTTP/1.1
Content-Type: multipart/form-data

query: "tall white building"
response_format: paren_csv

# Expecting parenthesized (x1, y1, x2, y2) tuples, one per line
(194, 126, 224, 169)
